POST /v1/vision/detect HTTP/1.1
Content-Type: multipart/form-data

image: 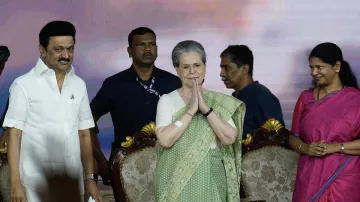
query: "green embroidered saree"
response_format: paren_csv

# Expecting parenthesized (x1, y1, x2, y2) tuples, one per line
(155, 91, 245, 202)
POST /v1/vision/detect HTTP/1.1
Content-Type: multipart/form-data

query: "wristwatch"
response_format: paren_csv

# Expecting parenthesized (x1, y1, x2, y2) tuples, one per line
(340, 143, 345, 153)
(203, 108, 213, 117)
(86, 173, 98, 181)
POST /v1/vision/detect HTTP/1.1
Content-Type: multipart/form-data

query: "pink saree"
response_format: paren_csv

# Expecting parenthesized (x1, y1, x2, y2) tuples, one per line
(292, 87, 360, 202)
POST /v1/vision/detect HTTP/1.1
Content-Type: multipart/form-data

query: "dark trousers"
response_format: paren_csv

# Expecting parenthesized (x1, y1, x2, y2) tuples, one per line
(111, 181, 121, 202)
(109, 146, 122, 202)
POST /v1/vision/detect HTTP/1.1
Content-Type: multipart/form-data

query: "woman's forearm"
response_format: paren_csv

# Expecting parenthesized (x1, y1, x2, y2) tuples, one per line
(289, 135, 306, 154)
(334, 140, 360, 155)
(342, 140, 360, 150)
(206, 111, 237, 145)
(342, 149, 360, 155)
(156, 111, 194, 148)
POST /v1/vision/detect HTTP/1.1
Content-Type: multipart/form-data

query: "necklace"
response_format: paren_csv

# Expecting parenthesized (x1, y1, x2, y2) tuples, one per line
(317, 85, 344, 100)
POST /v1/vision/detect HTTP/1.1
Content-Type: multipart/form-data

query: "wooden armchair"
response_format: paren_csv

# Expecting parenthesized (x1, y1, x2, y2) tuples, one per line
(109, 122, 157, 202)
(241, 119, 299, 201)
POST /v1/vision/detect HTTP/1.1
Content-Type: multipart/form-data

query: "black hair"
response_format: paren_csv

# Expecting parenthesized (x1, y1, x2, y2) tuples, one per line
(128, 27, 156, 47)
(0, 46, 10, 63)
(220, 45, 254, 76)
(39, 21, 76, 49)
(309, 42, 358, 89)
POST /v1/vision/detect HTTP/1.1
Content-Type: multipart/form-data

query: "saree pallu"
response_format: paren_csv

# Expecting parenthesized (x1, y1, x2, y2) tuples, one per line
(155, 91, 245, 202)
(292, 87, 360, 202)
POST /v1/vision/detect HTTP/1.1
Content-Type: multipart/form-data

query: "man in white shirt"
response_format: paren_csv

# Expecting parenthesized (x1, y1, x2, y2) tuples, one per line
(3, 21, 102, 202)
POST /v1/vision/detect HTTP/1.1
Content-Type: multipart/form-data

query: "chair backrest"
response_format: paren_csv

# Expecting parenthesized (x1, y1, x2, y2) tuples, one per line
(242, 118, 291, 153)
(241, 118, 299, 201)
(110, 122, 157, 202)
(120, 146, 156, 202)
(241, 146, 299, 201)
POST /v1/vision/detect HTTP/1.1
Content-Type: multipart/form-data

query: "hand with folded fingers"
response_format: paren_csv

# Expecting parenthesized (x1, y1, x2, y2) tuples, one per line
(303, 141, 327, 157)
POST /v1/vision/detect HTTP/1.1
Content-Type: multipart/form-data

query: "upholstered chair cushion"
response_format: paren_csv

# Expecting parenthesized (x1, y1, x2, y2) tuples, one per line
(121, 147, 156, 202)
(0, 161, 10, 202)
(241, 146, 299, 201)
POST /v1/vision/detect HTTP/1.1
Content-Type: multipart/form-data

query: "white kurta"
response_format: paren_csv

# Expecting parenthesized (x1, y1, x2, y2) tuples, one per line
(2, 58, 94, 199)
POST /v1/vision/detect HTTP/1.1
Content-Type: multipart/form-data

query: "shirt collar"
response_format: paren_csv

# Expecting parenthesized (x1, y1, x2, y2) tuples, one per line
(232, 81, 259, 97)
(130, 65, 158, 82)
(34, 57, 75, 76)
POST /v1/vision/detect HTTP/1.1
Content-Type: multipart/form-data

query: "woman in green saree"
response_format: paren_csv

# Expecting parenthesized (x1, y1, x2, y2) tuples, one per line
(155, 40, 245, 202)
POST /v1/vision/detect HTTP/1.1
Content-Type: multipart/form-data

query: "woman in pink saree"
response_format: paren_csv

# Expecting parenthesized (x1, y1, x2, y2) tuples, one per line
(290, 42, 360, 202)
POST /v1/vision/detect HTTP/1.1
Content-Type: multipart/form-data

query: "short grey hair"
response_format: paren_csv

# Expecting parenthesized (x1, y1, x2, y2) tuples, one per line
(171, 40, 206, 68)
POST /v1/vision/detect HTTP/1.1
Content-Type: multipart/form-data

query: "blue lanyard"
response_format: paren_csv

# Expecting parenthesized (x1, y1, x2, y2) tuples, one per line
(136, 76, 160, 98)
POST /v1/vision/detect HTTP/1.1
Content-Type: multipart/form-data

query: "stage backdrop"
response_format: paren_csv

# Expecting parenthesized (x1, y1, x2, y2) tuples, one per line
(1, 0, 360, 157)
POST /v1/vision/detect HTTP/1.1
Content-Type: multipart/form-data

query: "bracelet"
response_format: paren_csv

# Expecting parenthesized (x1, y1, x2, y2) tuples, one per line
(298, 144, 302, 154)
(186, 112, 194, 117)
(340, 143, 345, 153)
(203, 108, 213, 117)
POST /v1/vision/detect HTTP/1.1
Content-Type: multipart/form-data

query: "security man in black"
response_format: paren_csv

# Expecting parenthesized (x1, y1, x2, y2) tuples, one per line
(89, 27, 181, 201)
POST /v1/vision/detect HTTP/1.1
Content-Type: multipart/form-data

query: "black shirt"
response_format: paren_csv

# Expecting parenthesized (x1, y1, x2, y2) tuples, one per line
(90, 66, 181, 150)
(233, 81, 284, 139)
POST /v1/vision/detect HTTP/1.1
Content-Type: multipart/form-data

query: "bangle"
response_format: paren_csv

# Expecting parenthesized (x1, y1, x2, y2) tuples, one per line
(186, 112, 194, 117)
(203, 108, 213, 117)
(340, 143, 345, 153)
(298, 144, 302, 153)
